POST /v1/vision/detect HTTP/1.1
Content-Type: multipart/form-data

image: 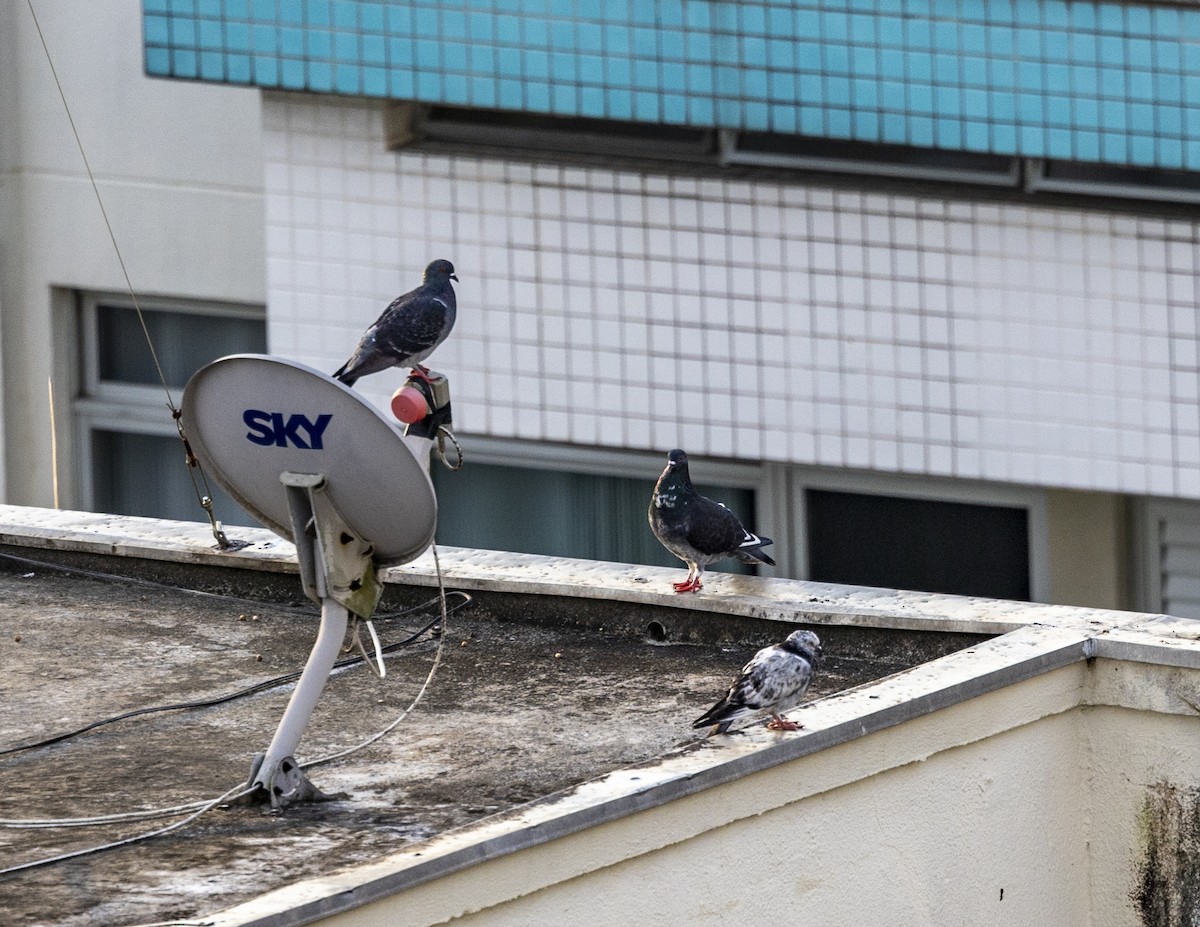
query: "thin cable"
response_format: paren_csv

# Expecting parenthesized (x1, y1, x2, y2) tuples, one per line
(47, 378, 60, 509)
(0, 593, 469, 760)
(303, 542, 451, 771)
(0, 544, 453, 873)
(1, 801, 223, 830)
(0, 781, 252, 878)
(1, 552, 459, 836)
(0, 607, 441, 828)
(24, 0, 171, 403)
(0, 547, 450, 619)
(25, 0, 236, 548)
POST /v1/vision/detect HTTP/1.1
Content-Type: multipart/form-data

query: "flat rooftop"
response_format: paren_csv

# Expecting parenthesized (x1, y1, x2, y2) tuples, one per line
(1, 505, 1191, 926)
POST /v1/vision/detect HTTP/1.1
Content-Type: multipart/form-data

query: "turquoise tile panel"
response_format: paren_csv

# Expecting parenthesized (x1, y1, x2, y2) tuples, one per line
(228, 53, 251, 80)
(281, 56, 305, 87)
(145, 14, 170, 45)
(144, 0, 1200, 171)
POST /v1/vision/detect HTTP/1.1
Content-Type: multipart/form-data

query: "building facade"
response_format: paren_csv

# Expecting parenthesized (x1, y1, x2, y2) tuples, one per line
(5, 0, 1200, 614)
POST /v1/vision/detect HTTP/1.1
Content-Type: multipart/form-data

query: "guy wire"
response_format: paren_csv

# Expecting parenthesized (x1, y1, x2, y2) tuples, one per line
(25, 0, 235, 548)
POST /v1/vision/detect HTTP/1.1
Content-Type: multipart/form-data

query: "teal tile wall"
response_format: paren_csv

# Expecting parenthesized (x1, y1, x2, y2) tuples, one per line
(143, 0, 1200, 171)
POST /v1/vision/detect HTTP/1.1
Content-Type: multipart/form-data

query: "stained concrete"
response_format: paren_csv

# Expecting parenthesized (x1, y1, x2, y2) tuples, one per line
(6, 505, 1187, 927)
(0, 550, 935, 927)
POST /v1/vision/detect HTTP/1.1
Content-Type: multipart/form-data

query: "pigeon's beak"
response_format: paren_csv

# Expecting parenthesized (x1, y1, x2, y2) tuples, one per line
(451, 273, 459, 282)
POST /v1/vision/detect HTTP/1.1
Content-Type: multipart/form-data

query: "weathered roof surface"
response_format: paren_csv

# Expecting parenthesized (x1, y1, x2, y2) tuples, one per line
(0, 504, 1180, 927)
(0, 506, 957, 927)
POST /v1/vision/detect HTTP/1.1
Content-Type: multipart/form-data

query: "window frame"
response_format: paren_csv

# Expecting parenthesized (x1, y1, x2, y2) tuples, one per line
(438, 435, 1049, 599)
(787, 466, 1050, 602)
(74, 291, 266, 515)
(1131, 497, 1200, 616)
(442, 433, 786, 566)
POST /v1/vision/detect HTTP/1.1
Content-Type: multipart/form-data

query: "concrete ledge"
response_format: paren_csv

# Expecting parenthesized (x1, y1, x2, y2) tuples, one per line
(0, 504, 1166, 636)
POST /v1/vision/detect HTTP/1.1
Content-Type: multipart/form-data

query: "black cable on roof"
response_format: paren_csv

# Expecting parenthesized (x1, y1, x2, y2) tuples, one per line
(0, 549, 473, 757)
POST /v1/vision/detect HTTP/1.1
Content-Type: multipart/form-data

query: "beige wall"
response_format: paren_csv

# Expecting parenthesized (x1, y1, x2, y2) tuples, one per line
(1085, 660, 1200, 926)
(315, 665, 1094, 927)
(443, 719, 1090, 927)
(0, 0, 264, 507)
(1047, 489, 1129, 610)
(293, 659, 1200, 927)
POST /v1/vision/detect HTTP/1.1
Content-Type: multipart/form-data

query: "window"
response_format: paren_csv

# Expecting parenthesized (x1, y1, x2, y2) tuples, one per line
(1024, 158, 1200, 206)
(720, 129, 1021, 187)
(385, 102, 717, 167)
(76, 294, 266, 525)
(792, 469, 1048, 601)
(806, 489, 1031, 600)
(1133, 499, 1200, 618)
(428, 442, 763, 575)
(426, 442, 1048, 600)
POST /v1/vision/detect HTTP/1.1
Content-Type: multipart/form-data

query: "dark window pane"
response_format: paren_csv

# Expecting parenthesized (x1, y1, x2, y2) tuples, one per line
(91, 430, 257, 527)
(807, 489, 1030, 600)
(431, 461, 757, 573)
(97, 305, 266, 388)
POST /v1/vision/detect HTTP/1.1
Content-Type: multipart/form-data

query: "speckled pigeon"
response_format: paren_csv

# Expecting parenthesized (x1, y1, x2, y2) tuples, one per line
(694, 629, 823, 734)
(648, 448, 776, 593)
(333, 259, 458, 386)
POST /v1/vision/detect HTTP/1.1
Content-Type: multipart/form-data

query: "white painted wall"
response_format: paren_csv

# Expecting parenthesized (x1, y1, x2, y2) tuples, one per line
(263, 94, 1200, 502)
(438, 719, 1090, 926)
(0, 0, 264, 507)
(296, 662, 1198, 927)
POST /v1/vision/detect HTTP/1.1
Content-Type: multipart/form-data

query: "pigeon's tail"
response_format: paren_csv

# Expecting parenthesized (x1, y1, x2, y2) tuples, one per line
(693, 701, 738, 731)
(735, 534, 776, 566)
(332, 364, 358, 386)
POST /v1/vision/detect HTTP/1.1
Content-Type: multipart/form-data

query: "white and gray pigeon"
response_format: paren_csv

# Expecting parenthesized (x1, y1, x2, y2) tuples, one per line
(648, 448, 776, 593)
(693, 629, 823, 734)
(333, 259, 458, 386)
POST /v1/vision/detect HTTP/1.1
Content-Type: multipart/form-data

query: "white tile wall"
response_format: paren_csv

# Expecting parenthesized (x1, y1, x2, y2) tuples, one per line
(263, 96, 1200, 499)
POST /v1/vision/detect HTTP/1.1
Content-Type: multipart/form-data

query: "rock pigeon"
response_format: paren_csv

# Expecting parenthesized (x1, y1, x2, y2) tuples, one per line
(693, 629, 823, 734)
(648, 448, 776, 593)
(333, 259, 458, 386)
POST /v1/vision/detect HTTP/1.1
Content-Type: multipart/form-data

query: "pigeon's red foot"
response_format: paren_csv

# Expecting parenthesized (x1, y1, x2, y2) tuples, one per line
(672, 577, 703, 593)
(407, 365, 434, 383)
(766, 716, 802, 732)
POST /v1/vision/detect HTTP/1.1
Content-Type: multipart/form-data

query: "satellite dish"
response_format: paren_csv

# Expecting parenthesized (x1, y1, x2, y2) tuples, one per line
(180, 354, 436, 566)
(181, 354, 445, 808)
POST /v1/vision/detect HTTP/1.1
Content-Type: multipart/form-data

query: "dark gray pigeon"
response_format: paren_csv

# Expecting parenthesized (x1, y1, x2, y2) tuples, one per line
(694, 629, 823, 734)
(648, 448, 775, 593)
(333, 259, 458, 386)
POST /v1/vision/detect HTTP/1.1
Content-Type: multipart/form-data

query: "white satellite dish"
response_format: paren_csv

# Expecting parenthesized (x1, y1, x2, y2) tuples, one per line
(181, 354, 443, 807)
(181, 354, 436, 566)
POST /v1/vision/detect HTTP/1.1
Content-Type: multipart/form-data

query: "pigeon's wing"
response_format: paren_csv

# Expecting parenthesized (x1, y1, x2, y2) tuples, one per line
(372, 290, 453, 362)
(692, 647, 811, 729)
(684, 495, 774, 565)
(682, 496, 748, 556)
(334, 330, 400, 384)
(755, 650, 814, 714)
(334, 284, 455, 384)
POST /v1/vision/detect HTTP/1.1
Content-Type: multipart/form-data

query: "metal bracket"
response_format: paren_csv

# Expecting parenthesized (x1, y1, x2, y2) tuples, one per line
(246, 472, 383, 809)
(282, 471, 383, 619)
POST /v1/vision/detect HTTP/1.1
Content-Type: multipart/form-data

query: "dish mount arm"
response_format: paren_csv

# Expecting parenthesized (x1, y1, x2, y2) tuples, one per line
(246, 471, 383, 808)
